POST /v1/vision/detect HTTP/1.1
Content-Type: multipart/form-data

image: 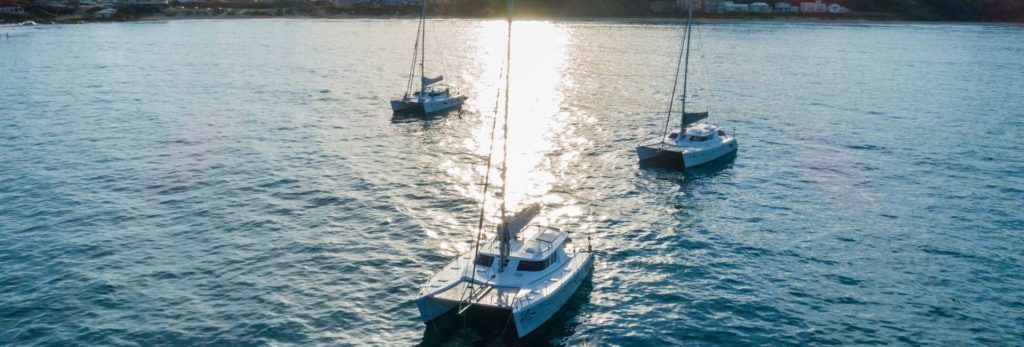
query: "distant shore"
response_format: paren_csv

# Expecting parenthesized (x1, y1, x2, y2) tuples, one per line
(4, 8, 1020, 26)
(132, 13, 1022, 26)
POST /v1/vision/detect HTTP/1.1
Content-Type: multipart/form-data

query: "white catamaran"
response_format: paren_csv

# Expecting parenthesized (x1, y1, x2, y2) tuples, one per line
(636, 1, 737, 168)
(415, 0, 594, 338)
(391, 0, 466, 114)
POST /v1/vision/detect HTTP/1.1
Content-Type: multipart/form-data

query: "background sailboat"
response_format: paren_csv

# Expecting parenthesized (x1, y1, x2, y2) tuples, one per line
(390, 0, 466, 115)
(635, 0, 738, 168)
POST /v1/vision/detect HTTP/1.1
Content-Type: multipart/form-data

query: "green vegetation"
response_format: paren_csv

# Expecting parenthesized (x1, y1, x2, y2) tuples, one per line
(846, 0, 1023, 22)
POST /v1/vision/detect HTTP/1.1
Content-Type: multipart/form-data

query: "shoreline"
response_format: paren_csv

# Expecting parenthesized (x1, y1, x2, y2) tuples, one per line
(130, 13, 1022, 26)
(6, 11, 1019, 26)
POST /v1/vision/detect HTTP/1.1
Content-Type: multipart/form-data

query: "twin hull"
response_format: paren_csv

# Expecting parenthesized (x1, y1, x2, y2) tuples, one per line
(636, 137, 738, 168)
(416, 253, 594, 338)
(390, 95, 466, 114)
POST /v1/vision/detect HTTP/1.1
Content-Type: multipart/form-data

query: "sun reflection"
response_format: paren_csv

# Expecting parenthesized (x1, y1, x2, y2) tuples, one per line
(460, 21, 572, 224)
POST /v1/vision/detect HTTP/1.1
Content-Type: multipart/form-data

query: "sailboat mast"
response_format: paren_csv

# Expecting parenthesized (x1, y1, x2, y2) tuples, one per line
(419, 0, 427, 93)
(679, 0, 694, 133)
(498, 0, 514, 273)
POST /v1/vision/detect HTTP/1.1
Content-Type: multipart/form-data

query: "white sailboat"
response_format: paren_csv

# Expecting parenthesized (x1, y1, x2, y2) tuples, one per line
(391, 0, 466, 115)
(636, 1, 737, 168)
(415, 204, 595, 337)
(415, 0, 595, 338)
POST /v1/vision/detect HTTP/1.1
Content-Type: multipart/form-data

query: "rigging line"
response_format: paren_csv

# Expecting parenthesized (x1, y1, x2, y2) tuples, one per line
(427, 18, 452, 86)
(678, 1, 695, 133)
(467, 58, 507, 295)
(695, 20, 715, 115)
(659, 14, 689, 147)
(498, 0, 514, 273)
(419, 0, 427, 92)
(405, 17, 423, 96)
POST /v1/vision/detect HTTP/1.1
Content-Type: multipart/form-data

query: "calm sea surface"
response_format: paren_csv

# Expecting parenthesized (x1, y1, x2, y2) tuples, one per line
(1, 18, 1022, 346)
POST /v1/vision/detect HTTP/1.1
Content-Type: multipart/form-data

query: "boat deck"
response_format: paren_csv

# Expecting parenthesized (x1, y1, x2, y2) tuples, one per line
(433, 281, 520, 309)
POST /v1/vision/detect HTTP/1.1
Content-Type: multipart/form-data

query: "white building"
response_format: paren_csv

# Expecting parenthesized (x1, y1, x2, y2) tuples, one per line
(94, 7, 117, 17)
(724, 1, 749, 13)
(828, 3, 849, 13)
(799, 0, 826, 13)
(749, 2, 771, 13)
(774, 2, 798, 13)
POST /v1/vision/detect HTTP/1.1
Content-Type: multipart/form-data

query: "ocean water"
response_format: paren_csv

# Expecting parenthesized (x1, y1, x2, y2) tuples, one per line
(1, 18, 1022, 346)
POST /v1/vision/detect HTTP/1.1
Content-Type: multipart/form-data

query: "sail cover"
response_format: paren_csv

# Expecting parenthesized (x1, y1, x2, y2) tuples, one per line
(683, 111, 709, 128)
(421, 75, 444, 86)
(498, 204, 541, 243)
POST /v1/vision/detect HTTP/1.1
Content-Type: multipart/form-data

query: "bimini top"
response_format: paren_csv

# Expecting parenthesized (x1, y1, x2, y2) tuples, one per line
(685, 123, 720, 137)
(479, 225, 567, 261)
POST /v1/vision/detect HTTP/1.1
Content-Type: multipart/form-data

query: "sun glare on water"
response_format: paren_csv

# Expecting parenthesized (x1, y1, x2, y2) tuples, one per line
(460, 21, 577, 227)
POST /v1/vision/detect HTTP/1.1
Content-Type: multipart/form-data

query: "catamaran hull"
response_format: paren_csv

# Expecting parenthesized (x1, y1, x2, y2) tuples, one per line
(511, 253, 594, 337)
(415, 295, 460, 323)
(422, 95, 466, 113)
(391, 99, 421, 113)
(682, 138, 738, 168)
(636, 144, 684, 167)
(391, 96, 466, 115)
(637, 138, 738, 169)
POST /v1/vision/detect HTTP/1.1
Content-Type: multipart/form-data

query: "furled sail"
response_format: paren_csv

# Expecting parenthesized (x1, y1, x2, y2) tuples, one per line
(683, 111, 708, 128)
(421, 75, 444, 86)
(498, 203, 540, 243)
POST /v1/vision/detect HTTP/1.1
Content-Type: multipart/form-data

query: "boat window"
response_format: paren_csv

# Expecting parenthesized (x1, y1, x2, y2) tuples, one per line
(516, 252, 557, 272)
(668, 132, 678, 139)
(690, 135, 708, 142)
(474, 254, 494, 267)
(718, 130, 726, 137)
(516, 259, 545, 271)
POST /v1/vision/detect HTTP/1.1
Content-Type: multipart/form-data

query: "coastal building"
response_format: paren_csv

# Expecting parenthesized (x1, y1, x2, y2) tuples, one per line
(703, 0, 725, 13)
(774, 1, 798, 13)
(723, 1, 749, 13)
(78, 0, 112, 7)
(94, 7, 117, 17)
(33, 0, 71, 8)
(115, 0, 167, 7)
(0, 5, 25, 14)
(799, 0, 826, 13)
(827, 3, 849, 14)
(749, 2, 771, 13)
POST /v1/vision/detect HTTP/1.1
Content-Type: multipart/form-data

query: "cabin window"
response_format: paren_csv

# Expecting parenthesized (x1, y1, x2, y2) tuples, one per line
(516, 259, 545, 271)
(516, 252, 558, 272)
(690, 135, 708, 142)
(668, 132, 678, 139)
(474, 254, 494, 267)
(718, 130, 726, 136)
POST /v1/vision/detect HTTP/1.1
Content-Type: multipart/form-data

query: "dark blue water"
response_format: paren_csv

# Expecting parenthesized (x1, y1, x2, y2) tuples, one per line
(1, 19, 1022, 346)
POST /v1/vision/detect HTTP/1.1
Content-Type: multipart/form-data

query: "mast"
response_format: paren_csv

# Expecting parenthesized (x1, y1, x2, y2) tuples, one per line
(679, 0, 694, 133)
(659, 0, 691, 144)
(404, 10, 424, 97)
(497, 0, 514, 273)
(419, 0, 427, 93)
